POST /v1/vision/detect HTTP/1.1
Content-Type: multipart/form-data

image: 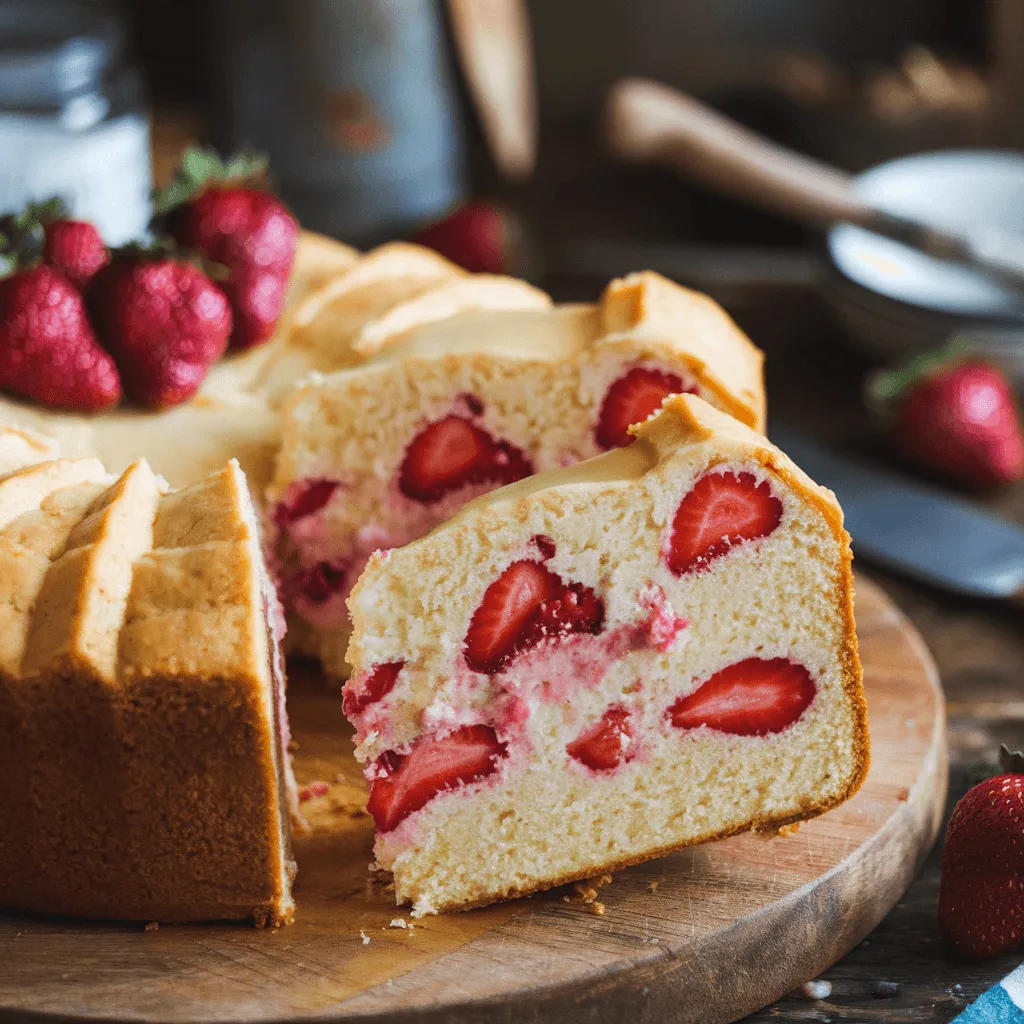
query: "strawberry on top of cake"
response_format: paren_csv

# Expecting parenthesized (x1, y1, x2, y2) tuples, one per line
(344, 394, 867, 916)
(271, 271, 764, 675)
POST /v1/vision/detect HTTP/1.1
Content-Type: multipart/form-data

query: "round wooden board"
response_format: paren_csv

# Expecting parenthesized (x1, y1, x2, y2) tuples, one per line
(0, 576, 946, 1024)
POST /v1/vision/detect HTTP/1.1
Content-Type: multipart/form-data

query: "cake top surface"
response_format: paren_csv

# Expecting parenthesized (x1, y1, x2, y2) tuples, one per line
(0, 435, 271, 689)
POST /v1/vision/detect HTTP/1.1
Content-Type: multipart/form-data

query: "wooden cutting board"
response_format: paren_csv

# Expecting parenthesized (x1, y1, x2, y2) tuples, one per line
(0, 576, 946, 1024)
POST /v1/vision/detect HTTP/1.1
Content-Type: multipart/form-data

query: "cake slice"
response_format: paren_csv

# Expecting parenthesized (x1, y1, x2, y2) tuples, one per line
(271, 271, 764, 675)
(345, 395, 868, 915)
(0, 442, 297, 925)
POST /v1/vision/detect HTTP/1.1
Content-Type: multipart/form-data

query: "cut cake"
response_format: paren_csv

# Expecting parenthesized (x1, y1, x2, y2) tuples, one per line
(0, 428, 297, 924)
(345, 395, 868, 915)
(272, 271, 764, 675)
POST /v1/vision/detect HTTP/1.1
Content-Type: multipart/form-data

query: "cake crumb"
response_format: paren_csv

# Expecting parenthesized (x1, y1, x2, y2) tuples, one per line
(360, 930, 370, 945)
(647, 881, 660, 893)
(778, 822, 801, 838)
(799, 979, 832, 1000)
(144, 921, 159, 932)
(389, 917, 407, 929)
(566, 873, 614, 905)
(590, 900, 606, 916)
(298, 780, 330, 801)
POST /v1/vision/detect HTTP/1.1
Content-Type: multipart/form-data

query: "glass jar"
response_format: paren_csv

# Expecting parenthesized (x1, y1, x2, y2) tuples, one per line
(0, 0, 152, 245)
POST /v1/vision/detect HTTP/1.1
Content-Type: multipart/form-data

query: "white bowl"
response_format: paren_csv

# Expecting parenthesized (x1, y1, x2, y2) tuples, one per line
(824, 150, 1024, 369)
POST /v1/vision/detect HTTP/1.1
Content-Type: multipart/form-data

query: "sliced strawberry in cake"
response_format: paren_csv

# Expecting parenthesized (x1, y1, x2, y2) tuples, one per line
(345, 394, 867, 915)
(272, 270, 765, 676)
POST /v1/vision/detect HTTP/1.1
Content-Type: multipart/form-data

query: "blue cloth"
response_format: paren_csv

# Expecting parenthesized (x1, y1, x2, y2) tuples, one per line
(954, 965, 1024, 1023)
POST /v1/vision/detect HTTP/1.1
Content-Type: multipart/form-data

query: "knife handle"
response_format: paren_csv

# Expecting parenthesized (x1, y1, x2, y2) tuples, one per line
(603, 77, 873, 229)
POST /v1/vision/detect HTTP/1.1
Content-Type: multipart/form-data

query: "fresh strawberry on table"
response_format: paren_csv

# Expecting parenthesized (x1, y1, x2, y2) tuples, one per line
(0, 263, 120, 411)
(154, 148, 298, 351)
(939, 745, 1024, 959)
(411, 201, 512, 275)
(869, 343, 1024, 488)
(89, 249, 232, 408)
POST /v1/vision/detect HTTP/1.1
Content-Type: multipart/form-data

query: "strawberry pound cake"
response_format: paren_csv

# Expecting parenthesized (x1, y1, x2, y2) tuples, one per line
(345, 395, 868, 915)
(0, 429, 297, 925)
(272, 270, 764, 675)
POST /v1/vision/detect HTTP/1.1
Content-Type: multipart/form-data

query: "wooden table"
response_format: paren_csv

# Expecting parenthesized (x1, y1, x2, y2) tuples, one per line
(733, 295, 1024, 1023)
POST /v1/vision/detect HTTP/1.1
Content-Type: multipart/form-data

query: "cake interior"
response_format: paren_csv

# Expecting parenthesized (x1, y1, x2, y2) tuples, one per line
(345, 399, 866, 915)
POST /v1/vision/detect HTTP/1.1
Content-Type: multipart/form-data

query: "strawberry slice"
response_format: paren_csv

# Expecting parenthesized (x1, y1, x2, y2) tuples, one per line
(464, 560, 604, 674)
(273, 478, 339, 527)
(667, 658, 815, 736)
(596, 367, 695, 450)
(366, 725, 507, 833)
(667, 471, 783, 576)
(567, 705, 634, 770)
(342, 661, 405, 718)
(294, 559, 348, 603)
(398, 414, 533, 503)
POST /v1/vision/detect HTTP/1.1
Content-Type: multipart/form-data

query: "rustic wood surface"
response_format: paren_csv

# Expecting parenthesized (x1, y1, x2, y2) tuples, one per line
(0, 578, 945, 1024)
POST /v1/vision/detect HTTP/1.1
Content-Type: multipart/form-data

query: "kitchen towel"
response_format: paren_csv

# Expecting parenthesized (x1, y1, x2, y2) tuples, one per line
(954, 964, 1024, 1023)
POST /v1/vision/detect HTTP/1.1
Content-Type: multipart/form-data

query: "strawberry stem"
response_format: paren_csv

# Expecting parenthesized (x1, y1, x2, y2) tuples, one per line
(868, 339, 973, 408)
(151, 146, 269, 217)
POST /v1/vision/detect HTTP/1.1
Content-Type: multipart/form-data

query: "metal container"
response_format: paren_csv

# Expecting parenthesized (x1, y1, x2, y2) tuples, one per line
(220, 0, 466, 246)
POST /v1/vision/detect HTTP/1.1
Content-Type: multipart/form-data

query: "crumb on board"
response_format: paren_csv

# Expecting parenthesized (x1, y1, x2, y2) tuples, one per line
(389, 918, 407, 929)
(298, 780, 330, 802)
(590, 901, 606, 916)
(144, 921, 159, 932)
(799, 979, 832, 1000)
(647, 880, 660, 893)
(360, 930, 370, 945)
(564, 874, 614, 906)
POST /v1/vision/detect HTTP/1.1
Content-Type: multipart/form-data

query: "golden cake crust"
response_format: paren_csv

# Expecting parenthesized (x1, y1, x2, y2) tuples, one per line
(0, 435, 296, 925)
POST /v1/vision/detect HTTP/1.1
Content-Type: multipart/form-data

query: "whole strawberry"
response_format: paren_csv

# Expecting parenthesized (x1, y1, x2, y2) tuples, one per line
(411, 201, 512, 274)
(89, 254, 231, 408)
(43, 220, 109, 289)
(939, 746, 1024, 959)
(870, 344, 1024, 488)
(0, 265, 120, 411)
(155, 149, 298, 351)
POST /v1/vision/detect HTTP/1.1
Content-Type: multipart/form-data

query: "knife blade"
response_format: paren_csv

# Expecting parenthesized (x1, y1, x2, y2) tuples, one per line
(770, 424, 1024, 601)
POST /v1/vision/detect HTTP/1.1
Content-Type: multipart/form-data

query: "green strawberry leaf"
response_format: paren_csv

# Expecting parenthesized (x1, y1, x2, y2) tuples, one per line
(0, 251, 18, 278)
(151, 146, 272, 219)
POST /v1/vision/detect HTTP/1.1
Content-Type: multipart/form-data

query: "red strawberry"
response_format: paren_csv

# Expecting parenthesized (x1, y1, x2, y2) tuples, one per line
(342, 661, 405, 718)
(273, 478, 340, 527)
(366, 725, 507, 833)
(89, 256, 232, 408)
(464, 560, 604, 674)
(411, 202, 509, 274)
(0, 265, 120, 411)
(939, 746, 1024, 959)
(398, 414, 533, 503)
(596, 367, 694, 449)
(667, 471, 783, 576)
(156, 148, 298, 351)
(567, 705, 634, 770)
(667, 658, 815, 735)
(293, 560, 349, 604)
(42, 220, 109, 289)
(870, 345, 1024, 488)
